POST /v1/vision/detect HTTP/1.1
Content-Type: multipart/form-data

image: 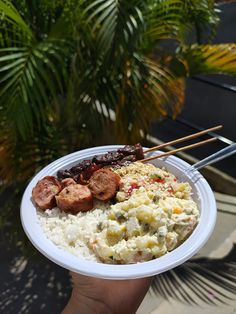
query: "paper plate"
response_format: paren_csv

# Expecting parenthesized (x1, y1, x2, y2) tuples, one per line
(21, 145, 217, 279)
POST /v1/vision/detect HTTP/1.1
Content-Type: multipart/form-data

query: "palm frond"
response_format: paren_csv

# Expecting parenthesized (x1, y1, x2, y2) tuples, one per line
(184, 0, 220, 43)
(0, 119, 62, 183)
(144, 0, 219, 46)
(152, 247, 236, 306)
(114, 55, 183, 143)
(144, 0, 188, 43)
(179, 44, 236, 76)
(0, 0, 33, 41)
(84, 0, 145, 58)
(0, 40, 68, 138)
(0, 83, 105, 184)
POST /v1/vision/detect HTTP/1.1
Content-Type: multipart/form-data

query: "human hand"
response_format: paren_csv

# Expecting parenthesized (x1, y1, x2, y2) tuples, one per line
(62, 272, 152, 314)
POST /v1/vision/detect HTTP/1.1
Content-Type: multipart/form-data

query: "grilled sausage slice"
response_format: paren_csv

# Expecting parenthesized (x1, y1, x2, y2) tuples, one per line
(89, 168, 120, 201)
(56, 184, 93, 214)
(32, 176, 62, 210)
(61, 178, 76, 188)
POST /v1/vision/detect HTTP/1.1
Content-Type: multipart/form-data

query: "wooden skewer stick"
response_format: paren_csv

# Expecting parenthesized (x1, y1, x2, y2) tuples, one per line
(141, 137, 217, 163)
(144, 125, 222, 153)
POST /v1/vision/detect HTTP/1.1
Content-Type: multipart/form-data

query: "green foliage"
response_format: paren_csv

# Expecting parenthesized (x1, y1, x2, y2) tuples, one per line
(179, 44, 236, 75)
(1, 0, 236, 248)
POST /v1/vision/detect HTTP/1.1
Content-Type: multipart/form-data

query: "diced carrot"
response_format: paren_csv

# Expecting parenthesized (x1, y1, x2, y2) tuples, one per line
(172, 207, 183, 214)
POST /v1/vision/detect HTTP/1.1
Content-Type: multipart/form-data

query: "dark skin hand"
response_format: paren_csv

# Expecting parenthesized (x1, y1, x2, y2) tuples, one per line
(62, 272, 153, 314)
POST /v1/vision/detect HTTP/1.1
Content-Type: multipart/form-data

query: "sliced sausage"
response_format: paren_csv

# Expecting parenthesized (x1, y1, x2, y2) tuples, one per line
(32, 176, 62, 210)
(56, 184, 93, 214)
(79, 163, 103, 184)
(61, 178, 76, 188)
(89, 168, 120, 201)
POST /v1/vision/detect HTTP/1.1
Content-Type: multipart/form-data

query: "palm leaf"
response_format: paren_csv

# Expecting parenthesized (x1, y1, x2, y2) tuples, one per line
(152, 247, 236, 306)
(0, 40, 68, 138)
(114, 55, 183, 143)
(0, 98, 99, 184)
(179, 44, 236, 76)
(0, 0, 33, 41)
(84, 0, 145, 58)
(145, 0, 188, 43)
(184, 0, 220, 42)
(73, 93, 111, 142)
(144, 0, 219, 46)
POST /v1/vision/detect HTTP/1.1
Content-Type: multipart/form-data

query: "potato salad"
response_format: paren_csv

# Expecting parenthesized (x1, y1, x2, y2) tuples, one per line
(90, 162, 199, 263)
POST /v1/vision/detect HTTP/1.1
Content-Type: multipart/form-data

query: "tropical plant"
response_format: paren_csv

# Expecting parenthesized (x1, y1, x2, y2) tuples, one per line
(1, 1, 236, 308)
(1, 0, 236, 263)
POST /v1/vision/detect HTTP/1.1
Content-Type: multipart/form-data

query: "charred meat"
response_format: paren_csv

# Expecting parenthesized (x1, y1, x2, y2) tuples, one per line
(56, 143, 144, 182)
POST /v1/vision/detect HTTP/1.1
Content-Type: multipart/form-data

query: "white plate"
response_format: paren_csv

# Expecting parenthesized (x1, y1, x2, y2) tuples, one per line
(20, 145, 217, 279)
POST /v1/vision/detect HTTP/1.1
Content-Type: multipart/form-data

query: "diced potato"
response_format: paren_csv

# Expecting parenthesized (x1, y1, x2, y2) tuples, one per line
(158, 226, 168, 238)
(174, 216, 197, 241)
(166, 232, 178, 250)
(151, 243, 167, 257)
(116, 191, 126, 202)
(118, 247, 137, 263)
(135, 205, 155, 224)
(135, 235, 158, 249)
(93, 240, 114, 261)
(106, 221, 126, 245)
(126, 217, 141, 237)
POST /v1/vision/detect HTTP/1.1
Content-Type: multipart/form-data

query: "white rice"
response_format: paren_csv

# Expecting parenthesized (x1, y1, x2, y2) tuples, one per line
(37, 203, 109, 262)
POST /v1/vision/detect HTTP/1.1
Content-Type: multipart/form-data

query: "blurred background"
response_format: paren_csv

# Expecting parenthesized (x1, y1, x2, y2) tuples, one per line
(0, 1, 236, 313)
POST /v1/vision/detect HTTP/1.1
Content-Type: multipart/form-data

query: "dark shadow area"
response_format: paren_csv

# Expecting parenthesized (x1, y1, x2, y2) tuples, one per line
(0, 239, 71, 313)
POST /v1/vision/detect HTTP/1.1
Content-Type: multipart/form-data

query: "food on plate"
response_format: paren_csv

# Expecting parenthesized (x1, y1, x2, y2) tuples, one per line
(36, 161, 199, 264)
(61, 178, 77, 188)
(32, 176, 61, 210)
(89, 168, 121, 201)
(55, 184, 93, 214)
(32, 144, 143, 211)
